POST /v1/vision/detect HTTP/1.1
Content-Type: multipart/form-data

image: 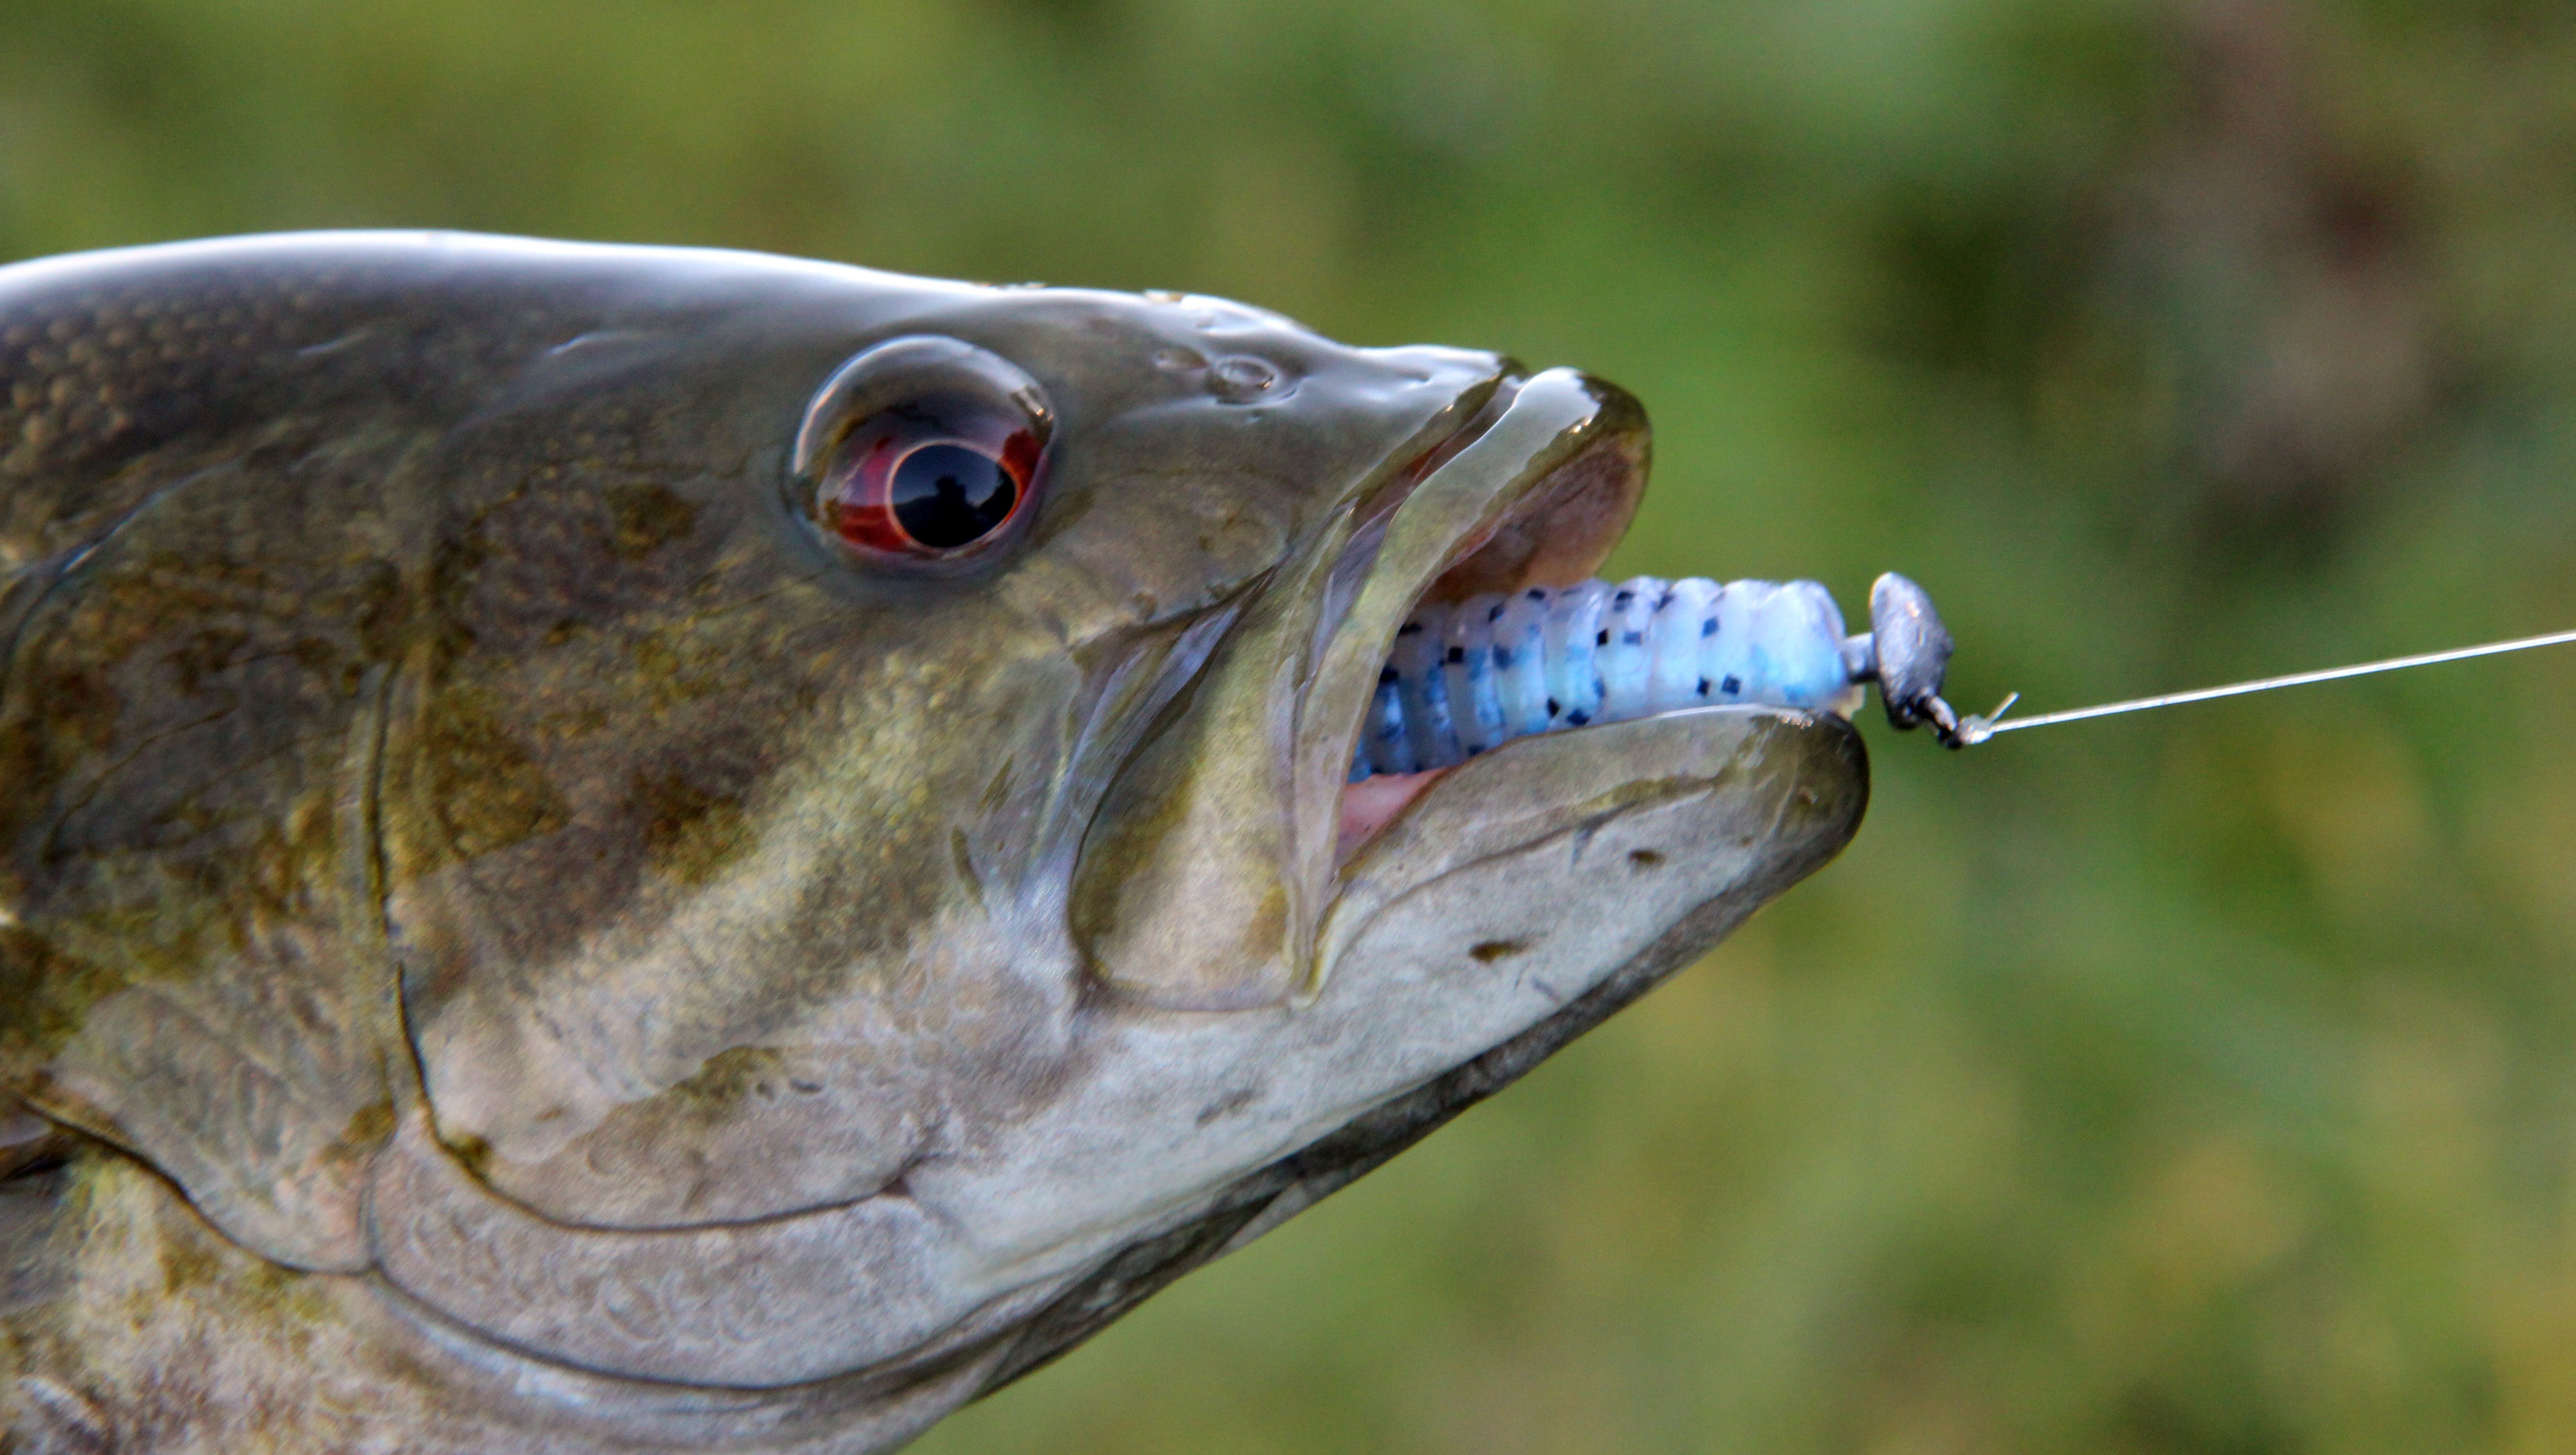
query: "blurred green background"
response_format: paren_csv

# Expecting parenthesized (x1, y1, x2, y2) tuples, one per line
(10, 0, 2576, 1449)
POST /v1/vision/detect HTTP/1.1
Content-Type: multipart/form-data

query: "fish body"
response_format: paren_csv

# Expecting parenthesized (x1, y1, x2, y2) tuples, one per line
(0, 233, 1865, 1452)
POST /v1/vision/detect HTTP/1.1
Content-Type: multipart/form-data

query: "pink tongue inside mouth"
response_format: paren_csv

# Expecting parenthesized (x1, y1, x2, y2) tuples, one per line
(1337, 768, 1449, 860)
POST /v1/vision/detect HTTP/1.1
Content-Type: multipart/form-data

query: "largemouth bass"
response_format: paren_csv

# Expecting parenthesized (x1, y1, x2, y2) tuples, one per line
(0, 233, 1875, 1453)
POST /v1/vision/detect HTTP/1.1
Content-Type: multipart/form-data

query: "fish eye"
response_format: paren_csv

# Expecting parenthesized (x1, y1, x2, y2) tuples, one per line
(789, 336, 1053, 571)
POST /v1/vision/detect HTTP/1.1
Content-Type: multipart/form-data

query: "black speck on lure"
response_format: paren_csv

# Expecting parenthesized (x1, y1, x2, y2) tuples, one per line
(0, 228, 2212, 1455)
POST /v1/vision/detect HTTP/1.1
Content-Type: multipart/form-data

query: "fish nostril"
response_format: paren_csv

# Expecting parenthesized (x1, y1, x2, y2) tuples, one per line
(1209, 355, 1281, 402)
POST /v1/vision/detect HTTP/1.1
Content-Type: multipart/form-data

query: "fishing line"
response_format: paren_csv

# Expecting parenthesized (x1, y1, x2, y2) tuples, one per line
(1952, 626, 2576, 747)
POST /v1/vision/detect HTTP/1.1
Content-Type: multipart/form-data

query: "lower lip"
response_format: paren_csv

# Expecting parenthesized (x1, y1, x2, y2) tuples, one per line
(1337, 768, 1449, 860)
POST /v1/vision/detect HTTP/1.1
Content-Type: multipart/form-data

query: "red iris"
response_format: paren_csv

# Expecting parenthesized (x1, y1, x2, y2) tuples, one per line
(791, 336, 1053, 573)
(817, 404, 1043, 561)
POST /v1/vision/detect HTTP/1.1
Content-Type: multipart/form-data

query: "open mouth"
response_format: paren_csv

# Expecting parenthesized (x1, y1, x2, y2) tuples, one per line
(1316, 366, 1856, 864)
(1314, 367, 1922, 867)
(1320, 370, 1647, 856)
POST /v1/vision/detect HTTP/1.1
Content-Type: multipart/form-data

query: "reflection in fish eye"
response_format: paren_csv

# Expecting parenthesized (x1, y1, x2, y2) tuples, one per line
(888, 441, 1020, 548)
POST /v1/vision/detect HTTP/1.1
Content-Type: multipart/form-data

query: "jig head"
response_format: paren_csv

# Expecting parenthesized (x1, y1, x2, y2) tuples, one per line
(1841, 572, 1981, 749)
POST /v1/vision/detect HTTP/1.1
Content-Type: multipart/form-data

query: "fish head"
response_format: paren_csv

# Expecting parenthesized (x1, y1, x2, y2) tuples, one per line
(0, 233, 1865, 1416)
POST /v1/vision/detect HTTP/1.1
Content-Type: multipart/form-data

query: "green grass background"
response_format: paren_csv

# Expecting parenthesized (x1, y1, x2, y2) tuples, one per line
(9, 1, 2576, 1449)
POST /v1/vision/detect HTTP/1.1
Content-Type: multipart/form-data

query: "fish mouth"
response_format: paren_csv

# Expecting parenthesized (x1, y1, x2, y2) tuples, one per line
(1075, 363, 1841, 1011)
(1307, 367, 1651, 864)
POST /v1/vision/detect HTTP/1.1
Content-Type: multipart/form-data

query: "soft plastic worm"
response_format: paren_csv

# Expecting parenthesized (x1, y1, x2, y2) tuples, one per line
(1353, 577, 1863, 780)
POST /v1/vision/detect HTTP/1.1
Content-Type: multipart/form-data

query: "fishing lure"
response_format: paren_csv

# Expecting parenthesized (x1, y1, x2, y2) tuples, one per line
(1352, 572, 1962, 778)
(1353, 568, 2576, 779)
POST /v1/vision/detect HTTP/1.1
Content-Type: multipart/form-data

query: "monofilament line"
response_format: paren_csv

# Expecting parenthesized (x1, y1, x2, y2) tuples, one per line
(1956, 626, 2576, 746)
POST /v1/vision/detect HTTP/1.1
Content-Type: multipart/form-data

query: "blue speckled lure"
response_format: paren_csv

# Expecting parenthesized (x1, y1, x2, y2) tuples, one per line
(1352, 571, 1961, 780)
(1353, 562, 2576, 779)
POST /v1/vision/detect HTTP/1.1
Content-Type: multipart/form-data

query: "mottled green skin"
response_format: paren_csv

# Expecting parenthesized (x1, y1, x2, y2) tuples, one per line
(0, 233, 1865, 1453)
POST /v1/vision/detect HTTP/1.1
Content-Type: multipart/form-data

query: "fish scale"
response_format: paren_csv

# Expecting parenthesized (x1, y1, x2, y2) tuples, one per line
(1352, 575, 1863, 780)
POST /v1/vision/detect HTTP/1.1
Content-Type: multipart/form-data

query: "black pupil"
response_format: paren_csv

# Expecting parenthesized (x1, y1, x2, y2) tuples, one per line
(889, 442, 1017, 549)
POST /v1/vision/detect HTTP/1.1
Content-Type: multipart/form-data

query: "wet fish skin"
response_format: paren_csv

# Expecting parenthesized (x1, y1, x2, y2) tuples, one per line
(0, 233, 1865, 1452)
